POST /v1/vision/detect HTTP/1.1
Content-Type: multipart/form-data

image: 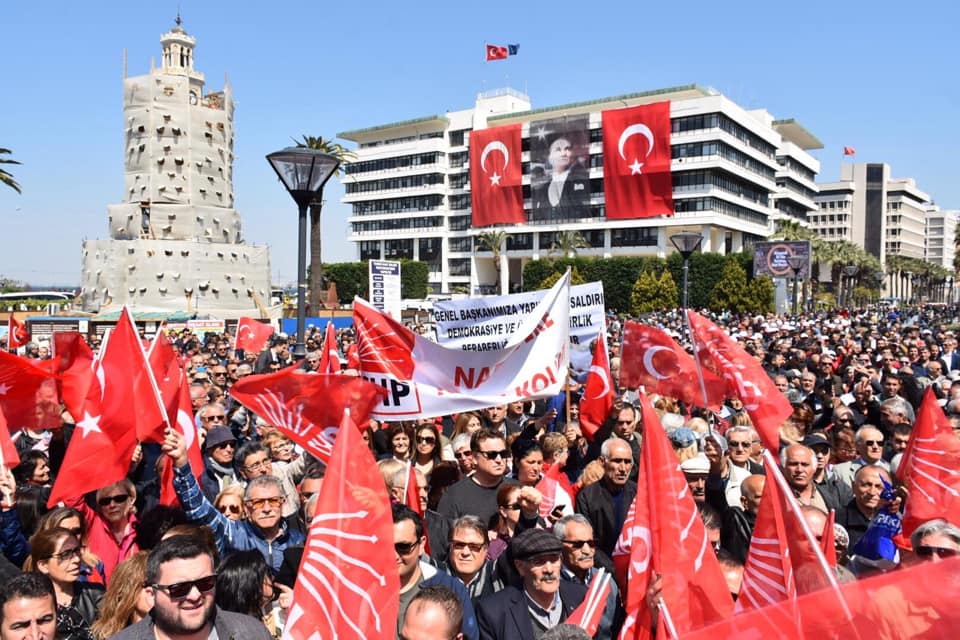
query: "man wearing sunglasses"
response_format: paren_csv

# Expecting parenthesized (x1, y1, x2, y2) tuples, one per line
(554, 515, 619, 640)
(164, 430, 305, 573)
(199, 426, 238, 503)
(908, 519, 960, 564)
(832, 426, 890, 490)
(110, 535, 270, 640)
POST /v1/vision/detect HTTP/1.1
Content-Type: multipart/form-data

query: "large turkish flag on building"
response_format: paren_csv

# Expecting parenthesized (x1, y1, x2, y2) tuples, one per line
(470, 124, 524, 227)
(601, 102, 673, 219)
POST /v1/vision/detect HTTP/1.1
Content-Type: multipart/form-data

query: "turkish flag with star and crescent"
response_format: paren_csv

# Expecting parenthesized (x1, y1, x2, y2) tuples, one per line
(318, 321, 341, 374)
(615, 393, 733, 640)
(52, 332, 95, 424)
(0, 408, 21, 469)
(283, 408, 400, 640)
(687, 310, 792, 451)
(620, 321, 726, 408)
(579, 331, 614, 440)
(602, 101, 673, 219)
(6, 316, 30, 350)
(469, 124, 524, 227)
(897, 387, 960, 540)
(234, 317, 275, 355)
(0, 350, 60, 431)
(230, 370, 385, 464)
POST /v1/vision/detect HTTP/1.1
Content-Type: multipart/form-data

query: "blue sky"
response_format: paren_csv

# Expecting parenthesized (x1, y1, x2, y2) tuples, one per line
(1, 1, 957, 287)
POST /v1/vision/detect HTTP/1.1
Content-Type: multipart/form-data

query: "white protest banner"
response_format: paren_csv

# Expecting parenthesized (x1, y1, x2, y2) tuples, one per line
(355, 272, 571, 419)
(431, 281, 605, 371)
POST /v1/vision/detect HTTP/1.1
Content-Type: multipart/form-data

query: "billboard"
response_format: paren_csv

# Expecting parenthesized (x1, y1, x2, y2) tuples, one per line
(529, 116, 591, 222)
(369, 260, 402, 319)
(752, 241, 811, 279)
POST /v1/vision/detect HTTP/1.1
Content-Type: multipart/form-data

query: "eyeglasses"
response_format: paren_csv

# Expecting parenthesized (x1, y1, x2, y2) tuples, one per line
(416, 436, 436, 445)
(502, 502, 522, 511)
(245, 459, 271, 472)
(218, 504, 242, 515)
(152, 575, 218, 600)
(561, 539, 598, 550)
(454, 451, 472, 459)
(49, 546, 82, 563)
(98, 494, 129, 507)
(477, 450, 511, 460)
(728, 441, 751, 449)
(451, 541, 486, 554)
(836, 417, 855, 423)
(212, 441, 236, 450)
(212, 371, 227, 377)
(916, 545, 959, 559)
(245, 496, 283, 510)
(394, 540, 420, 556)
(202, 414, 226, 422)
(863, 440, 884, 447)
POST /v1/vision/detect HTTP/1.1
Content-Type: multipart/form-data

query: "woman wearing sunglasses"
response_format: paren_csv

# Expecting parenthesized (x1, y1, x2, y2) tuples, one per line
(214, 486, 246, 522)
(413, 424, 443, 482)
(215, 550, 292, 639)
(64, 479, 139, 583)
(27, 527, 105, 640)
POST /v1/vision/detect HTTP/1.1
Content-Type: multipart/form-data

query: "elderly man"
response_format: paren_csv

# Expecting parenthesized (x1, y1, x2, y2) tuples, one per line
(400, 585, 465, 640)
(165, 429, 305, 573)
(476, 528, 586, 640)
(708, 473, 764, 564)
(879, 396, 914, 436)
(704, 433, 751, 508)
(554, 515, 620, 640)
(804, 432, 853, 508)
(726, 426, 764, 475)
(198, 426, 238, 502)
(233, 441, 308, 523)
(109, 535, 271, 640)
(832, 426, 890, 489)
(836, 465, 894, 553)
(451, 434, 476, 476)
(907, 519, 960, 564)
(781, 444, 845, 513)
(575, 438, 637, 557)
(445, 516, 498, 605)
(681, 454, 711, 505)
(0, 574, 57, 640)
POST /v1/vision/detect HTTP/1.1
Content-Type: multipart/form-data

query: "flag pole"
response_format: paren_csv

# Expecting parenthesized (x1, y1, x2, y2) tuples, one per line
(684, 310, 713, 418)
(657, 600, 680, 640)
(126, 307, 172, 431)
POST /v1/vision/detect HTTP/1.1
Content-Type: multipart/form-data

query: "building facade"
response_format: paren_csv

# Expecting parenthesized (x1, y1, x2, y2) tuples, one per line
(338, 85, 821, 295)
(81, 22, 273, 316)
(925, 205, 958, 271)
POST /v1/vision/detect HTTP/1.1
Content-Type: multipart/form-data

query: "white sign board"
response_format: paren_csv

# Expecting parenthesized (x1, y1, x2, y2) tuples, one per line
(431, 281, 605, 371)
(369, 260, 402, 319)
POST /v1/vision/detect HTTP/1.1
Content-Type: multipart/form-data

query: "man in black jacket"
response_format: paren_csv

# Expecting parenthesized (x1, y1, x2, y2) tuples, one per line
(575, 438, 637, 557)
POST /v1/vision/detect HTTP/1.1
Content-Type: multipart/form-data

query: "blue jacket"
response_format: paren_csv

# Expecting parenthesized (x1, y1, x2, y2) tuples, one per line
(172, 463, 304, 573)
(419, 562, 479, 640)
(0, 508, 28, 568)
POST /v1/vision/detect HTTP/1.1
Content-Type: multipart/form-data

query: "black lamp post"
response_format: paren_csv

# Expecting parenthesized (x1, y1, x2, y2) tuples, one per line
(670, 231, 703, 310)
(266, 147, 341, 358)
(874, 271, 885, 302)
(842, 265, 858, 308)
(787, 255, 805, 316)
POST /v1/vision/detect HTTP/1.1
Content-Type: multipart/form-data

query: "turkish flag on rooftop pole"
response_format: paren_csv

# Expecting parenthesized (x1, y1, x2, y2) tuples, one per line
(52, 332, 95, 423)
(485, 44, 508, 61)
(469, 124, 524, 227)
(843, 146, 856, 156)
(687, 310, 792, 451)
(0, 350, 60, 431)
(7, 316, 29, 350)
(235, 317, 275, 354)
(579, 331, 614, 441)
(318, 321, 341, 374)
(230, 370, 385, 464)
(620, 321, 726, 408)
(615, 393, 733, 640)
(283, 409, 399, 640)
(602, 101, 673, 219)
(897, 387, 960, 539)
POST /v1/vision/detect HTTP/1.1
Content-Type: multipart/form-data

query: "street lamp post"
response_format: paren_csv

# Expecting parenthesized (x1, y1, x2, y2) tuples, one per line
(266, 147, 341, 358)
(670, 231, 703, 310)
(842, 265, 858, 308)
(874, 271, 885, 303)
(787, 255, 805, 316)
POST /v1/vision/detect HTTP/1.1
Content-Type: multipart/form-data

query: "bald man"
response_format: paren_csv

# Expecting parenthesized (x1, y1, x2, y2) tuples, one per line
(837, 465, 893, 553)
(713, 474, 765, 564)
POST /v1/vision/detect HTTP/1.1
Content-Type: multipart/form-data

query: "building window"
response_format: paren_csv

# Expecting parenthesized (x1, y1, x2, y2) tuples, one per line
(359, 241, 381, 260)
(506, 234, 533, 250)
(418, 238, 441, 262)
(449, 236, 472, 252)
(449, 216, 471, 231)
(384, 239, 414, 259)
(448, 258, 471, 276)
(611, 228, 658, 247)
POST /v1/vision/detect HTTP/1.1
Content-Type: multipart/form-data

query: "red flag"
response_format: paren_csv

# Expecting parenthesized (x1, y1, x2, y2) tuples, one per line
(469, 124, 524, 226)
(160, 372, 204, 506)
(0, 351, 60, 431)
(284, 409, 399, 639)
(565, 569, 612, 637)
(843, 146, 855, 156)
(535, 462, 574, 521)
(687, 311, 792, 451)
(6, 316, 29, 350)
(485, 44, 508, 61)
(404, 461, 423, 517)
(109, 308, 167, 444)
(52, 332, 95, 422)
(0, 409, 20, 469)
(615, 394, 733, 639)
(822, 509, 837, 569)
(738, 453, 836, 613)
(344, 342, 360, 370)
(601, 102, 673, 219)
(230, 370, 385, 463)
(318, 322, 341, 374)
(579, 332, 614, 440)
(897, 387, 960, 539)
(620, 321, 726, 408)
(235, 317, 274, 354)
(147, 327, 182, 419)
(682, 555, 960, 640)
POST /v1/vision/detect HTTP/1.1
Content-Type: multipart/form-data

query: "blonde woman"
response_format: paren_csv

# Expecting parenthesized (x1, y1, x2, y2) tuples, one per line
(90, 552, 150, 640)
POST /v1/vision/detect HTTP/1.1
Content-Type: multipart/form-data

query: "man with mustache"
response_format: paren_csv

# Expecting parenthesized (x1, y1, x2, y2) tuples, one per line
(476, 528, 586, 640)
(554, 515, 620, 640)
(575, 438, 637, 557)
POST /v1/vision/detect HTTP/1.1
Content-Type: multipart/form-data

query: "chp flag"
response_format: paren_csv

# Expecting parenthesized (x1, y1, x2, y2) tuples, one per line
(601, 101, 673, 219)
(469, 123, 524, 226)
(356, 271, 571, 420)
(432, 281, 604, 372)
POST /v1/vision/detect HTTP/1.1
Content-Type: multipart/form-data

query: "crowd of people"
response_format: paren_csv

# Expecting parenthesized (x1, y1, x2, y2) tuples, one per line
(1, 303, 959, 640)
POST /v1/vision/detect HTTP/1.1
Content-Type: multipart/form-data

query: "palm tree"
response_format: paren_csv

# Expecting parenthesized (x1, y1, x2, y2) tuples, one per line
(292, 135, 356, 311)
(549, 230, 589, 258)
(475, 230, 511, 294)
(0, 148, 21, 194)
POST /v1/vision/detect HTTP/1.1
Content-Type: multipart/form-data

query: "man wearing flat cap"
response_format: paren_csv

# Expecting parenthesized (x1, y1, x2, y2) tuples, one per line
(476, 528, 586, 640)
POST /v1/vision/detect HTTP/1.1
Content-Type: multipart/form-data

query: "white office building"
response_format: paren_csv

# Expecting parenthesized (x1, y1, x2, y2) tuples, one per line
(925, 205, 958, 271)
(338, 85, 821, 295)
(81, 21, 273, 316)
